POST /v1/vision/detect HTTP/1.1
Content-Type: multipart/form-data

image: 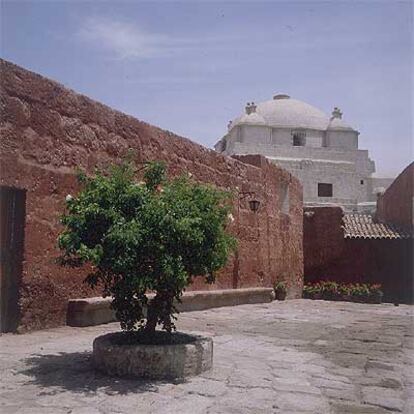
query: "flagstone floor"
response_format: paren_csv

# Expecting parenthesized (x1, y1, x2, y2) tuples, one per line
(0, 299, 413, 414)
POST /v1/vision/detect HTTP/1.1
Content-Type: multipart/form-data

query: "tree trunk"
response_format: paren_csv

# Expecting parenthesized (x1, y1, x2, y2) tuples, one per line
(144, 301, 158, 334)
(144, 291, 175, 334)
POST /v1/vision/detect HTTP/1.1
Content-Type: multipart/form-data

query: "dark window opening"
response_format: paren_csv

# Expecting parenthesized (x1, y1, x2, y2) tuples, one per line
(360, 180, 364, 185)
(318, 183, 333, 197)
(292, 130, 306, 146)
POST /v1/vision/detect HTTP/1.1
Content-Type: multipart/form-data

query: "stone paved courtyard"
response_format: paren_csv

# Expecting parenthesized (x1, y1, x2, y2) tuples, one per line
(0, 299, 413, 414)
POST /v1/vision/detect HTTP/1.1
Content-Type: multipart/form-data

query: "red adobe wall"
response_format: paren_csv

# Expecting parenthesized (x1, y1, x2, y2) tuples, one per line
(376, 162, 413, 230)
(304, 206, 413, 303)
(303, 206, 345, 274)
(0, 59, 303, 331)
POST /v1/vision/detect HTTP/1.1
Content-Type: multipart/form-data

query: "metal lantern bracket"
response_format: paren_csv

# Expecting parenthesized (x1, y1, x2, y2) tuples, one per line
(238, 191, 261, 213)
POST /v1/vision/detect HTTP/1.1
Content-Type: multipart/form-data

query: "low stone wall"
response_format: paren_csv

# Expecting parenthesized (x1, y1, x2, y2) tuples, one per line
(0, 59, 303, 331)
(67, 288, 275, 327)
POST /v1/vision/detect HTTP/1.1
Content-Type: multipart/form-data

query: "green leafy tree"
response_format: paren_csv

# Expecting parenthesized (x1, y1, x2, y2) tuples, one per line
(58, 161, 236, 336)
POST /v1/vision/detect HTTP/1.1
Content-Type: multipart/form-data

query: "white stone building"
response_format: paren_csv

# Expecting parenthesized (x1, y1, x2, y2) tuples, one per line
(215, 94, 393, 212)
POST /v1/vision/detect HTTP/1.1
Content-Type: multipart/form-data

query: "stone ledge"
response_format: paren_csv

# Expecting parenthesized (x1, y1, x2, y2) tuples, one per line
(67, 287, 275, 327)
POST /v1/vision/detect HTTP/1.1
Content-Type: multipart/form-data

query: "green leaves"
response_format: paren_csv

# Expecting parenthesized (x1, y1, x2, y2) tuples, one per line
(143, 160, 166, 190)
(58, 161, 236, 334)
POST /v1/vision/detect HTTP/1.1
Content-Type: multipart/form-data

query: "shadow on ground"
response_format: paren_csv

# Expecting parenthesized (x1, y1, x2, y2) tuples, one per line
(20, 351, 185, 396)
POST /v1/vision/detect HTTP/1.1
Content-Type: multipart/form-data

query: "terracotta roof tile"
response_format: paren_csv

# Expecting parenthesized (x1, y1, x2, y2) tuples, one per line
(342, 214, 412, 240)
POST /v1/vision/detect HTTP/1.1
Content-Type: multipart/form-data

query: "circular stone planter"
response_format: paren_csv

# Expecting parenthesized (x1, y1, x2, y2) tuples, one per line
(92, 332, 213, 379)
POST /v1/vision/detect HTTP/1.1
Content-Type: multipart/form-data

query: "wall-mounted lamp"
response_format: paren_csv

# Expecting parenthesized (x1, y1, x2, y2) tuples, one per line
(232, 190, 262, 288)
(248, 199, 261, 213)
(238, 191, 261, 214)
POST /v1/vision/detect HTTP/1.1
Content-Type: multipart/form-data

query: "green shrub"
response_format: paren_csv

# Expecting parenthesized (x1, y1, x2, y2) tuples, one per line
(338, 284, 351, 298)
(303, 281, 383, 303)
(303, 282, 322, 299)
(349, 283, 370, 302)
(58, 161, 236, 336)
(321, 281, 339, 300)
(302, 284, 312, 298)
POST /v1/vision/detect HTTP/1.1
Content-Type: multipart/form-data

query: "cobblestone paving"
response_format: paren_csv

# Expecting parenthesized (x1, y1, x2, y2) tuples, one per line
(0, 299, 413, 413)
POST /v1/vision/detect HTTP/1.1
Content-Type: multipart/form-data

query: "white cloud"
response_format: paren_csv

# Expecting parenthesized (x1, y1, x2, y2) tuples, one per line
(78, 17, 250, 60)
(79, 17, 233, 60)
(78, 17, 176, 59)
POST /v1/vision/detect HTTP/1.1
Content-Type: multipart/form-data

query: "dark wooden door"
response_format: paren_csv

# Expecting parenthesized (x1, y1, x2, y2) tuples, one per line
(0, 186, 26, 332)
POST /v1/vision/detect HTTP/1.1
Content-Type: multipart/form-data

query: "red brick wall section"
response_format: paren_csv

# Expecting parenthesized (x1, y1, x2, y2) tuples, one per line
(304, 206, 413, 303)
(376, 162, 414, 230)
(303, 206, 344, 274)
(0, 59, 304, 331)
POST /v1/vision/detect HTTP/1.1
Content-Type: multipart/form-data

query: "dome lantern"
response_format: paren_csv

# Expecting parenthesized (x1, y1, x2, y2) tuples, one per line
(273, 94, 290, 100)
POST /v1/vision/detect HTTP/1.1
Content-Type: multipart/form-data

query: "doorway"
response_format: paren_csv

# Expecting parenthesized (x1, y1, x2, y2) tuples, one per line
(0, 186, 26, 332)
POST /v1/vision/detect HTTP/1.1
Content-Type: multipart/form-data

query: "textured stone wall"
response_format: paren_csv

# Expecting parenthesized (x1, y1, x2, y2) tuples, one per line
(376, 163, 413, 230)
(0, 59, 303, 331)
(304, 206, 413, 303)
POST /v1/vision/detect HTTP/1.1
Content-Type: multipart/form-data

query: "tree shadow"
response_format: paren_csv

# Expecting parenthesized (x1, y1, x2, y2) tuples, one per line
(20, 351, 186, 396)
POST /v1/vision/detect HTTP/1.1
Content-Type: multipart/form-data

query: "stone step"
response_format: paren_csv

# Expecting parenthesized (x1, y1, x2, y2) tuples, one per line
(67, 287, 275, 327)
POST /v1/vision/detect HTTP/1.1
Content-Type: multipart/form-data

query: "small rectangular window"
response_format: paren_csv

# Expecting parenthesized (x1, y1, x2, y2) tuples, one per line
(293, 135, 302, 146)
(318, 183, 333, 197)
(292, 131, 306, 146)
(360, 180, 364, 185)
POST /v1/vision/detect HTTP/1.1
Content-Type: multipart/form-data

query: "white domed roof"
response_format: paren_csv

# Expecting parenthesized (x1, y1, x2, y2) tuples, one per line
(231, 95, 356, 132)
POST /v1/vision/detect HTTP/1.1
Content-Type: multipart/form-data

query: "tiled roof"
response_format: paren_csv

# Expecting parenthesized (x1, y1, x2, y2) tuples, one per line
(343, 214, 412, 240)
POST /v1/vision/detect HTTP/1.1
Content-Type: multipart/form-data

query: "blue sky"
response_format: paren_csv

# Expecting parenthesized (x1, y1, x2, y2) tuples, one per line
(1, 0, 412, 177)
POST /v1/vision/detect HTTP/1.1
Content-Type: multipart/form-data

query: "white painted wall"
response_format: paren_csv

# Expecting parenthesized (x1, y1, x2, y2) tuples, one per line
(271, 128, 292, 146)
(217, 124, 383, 210)
(240, 125, 271, 144)
(327, 130, 359, 149)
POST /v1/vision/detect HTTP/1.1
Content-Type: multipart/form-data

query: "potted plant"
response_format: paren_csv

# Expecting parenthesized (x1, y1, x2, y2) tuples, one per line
(350, 283, 370, 303)
(302, 284, 312, 299)
(338, 283, 352, 302)
(368, 284, 384, 304)
(321, 281, 340, 301)
(311, 282, 323, 300)
(274, 281, 287, 301)
(58, 161, 236, 379)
